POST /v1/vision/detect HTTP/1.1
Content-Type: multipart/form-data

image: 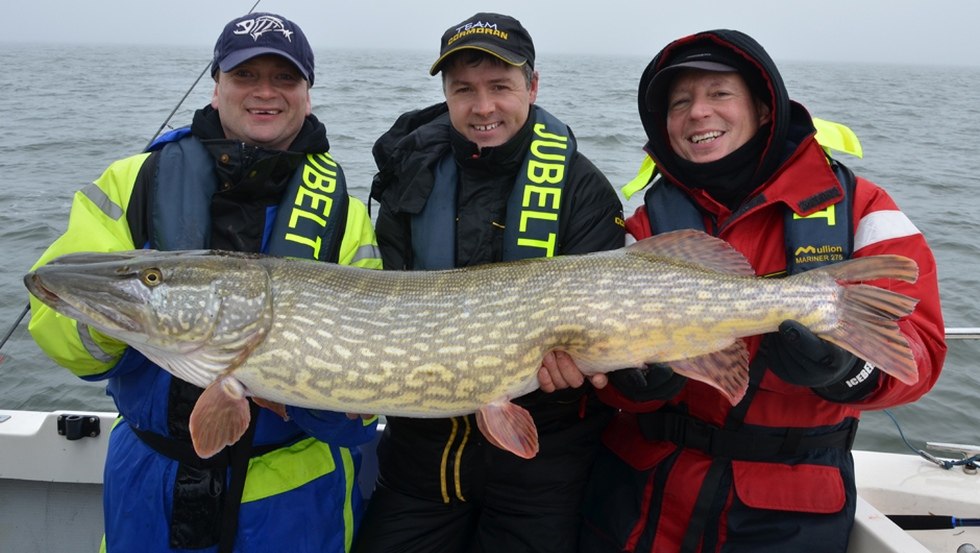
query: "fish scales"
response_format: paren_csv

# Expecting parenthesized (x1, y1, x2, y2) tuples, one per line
(195, 248, 837, 413)
(248, 256, 626, 416)
(25, 229, 920, 459)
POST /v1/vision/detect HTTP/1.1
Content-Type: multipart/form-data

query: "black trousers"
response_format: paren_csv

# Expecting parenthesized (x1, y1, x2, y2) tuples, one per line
(354, 399, 611, 553)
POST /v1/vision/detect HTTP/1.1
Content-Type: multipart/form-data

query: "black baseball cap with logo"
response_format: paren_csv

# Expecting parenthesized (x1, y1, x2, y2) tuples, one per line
(429, 12, 535, 76)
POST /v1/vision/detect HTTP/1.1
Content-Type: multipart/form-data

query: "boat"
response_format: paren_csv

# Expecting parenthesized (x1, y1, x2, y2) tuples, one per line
(851, 448, 980, 553)
(1, 329, 978, 552)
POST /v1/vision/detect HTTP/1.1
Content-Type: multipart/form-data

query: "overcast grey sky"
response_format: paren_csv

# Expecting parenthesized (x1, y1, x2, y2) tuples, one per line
(6, 1, 979, 67)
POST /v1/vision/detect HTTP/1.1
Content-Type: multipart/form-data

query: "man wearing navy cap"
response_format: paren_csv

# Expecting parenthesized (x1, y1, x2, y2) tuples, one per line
(26, 12, 382, 553)
(208, 12, 317, 152)
(354, 12, 624, 553)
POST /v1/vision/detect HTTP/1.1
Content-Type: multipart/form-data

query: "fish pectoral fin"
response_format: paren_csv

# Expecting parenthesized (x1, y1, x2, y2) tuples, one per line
(476, 401, 539, 459)
(188, 376, 251, 459)
(669, 341, 750, 405)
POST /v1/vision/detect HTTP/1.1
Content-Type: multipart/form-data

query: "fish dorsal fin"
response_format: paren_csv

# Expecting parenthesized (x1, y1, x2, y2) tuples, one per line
(626, 229, 756, 277)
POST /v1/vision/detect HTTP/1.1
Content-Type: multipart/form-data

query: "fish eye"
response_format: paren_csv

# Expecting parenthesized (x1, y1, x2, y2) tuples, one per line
(140, 268, 163, 287)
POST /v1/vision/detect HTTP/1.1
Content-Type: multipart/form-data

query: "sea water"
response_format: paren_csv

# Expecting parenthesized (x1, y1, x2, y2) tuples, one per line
(0, 43, 977, 453)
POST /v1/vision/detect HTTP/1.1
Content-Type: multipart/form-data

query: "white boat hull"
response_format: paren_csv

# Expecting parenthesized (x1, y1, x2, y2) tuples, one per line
(0, 410, 113, 553)
(849, 450, 980, 553)
(2, 409, 978, 553)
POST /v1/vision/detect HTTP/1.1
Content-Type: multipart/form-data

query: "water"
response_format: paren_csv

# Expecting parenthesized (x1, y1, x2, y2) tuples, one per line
(1, 43, 977, 454)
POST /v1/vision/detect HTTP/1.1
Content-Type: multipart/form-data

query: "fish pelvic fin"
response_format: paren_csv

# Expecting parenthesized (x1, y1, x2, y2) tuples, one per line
(476, 401, 539, 459)
(669, 340, 750, 405)
(813, 255, 920, 385)
(189, 376, 251, 459)
(626, 229, 756, 277)
(253, 397, 289, 420)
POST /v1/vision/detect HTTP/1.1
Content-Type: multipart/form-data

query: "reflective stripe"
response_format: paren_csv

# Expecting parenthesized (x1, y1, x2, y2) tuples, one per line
(350, 243, 380, 265)
(76, 323, 118, 363)
(241, 437, 336, 503)
(340, 447, 356, 552)
(854, 210, 920, 252)
(80, 183, 124, 220)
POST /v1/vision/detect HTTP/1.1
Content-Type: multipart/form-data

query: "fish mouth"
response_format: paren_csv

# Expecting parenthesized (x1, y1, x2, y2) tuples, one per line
(24, 272, 59, 304)
(25, 266, 144, 334)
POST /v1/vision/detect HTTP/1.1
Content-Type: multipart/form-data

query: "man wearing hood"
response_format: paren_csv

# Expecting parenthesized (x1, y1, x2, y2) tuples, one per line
(578, 29, 946, 552)
(355, 12, 624, 553)
(27, 12, 381, 553)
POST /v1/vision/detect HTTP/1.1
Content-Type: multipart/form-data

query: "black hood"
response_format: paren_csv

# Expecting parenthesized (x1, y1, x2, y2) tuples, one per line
(637, 29, 792, 200)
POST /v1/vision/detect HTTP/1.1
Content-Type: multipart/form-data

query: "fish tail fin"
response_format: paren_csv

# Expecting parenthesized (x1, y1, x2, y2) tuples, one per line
(813, 255, 920, 385)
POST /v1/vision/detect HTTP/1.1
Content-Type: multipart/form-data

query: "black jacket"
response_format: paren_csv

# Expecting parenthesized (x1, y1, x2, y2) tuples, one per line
(366, 102, 624, 504)
(371, 102, 624, 271)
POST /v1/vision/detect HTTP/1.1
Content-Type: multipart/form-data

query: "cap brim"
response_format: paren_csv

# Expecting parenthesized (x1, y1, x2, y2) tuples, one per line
(217, 46, 311, 82)
(429, 44, 527, 75)
(644, 60, 737, 108)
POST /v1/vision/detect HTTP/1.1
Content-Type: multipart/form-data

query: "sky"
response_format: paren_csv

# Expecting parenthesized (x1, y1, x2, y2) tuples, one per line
(6, 0, 980, 68)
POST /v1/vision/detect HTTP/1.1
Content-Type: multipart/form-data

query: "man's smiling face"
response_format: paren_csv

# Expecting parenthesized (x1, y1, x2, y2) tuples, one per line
(211, 54, 311, 151)
(665, 69, 770, 164)
(442, 56, 538, 151)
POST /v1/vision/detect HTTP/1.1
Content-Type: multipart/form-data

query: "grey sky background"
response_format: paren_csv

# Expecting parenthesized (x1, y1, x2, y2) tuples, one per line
(6, 1, 979, 68)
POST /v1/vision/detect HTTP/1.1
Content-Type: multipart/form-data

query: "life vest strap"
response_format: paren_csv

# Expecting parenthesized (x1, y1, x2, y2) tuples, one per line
(637, 411, 858, 460)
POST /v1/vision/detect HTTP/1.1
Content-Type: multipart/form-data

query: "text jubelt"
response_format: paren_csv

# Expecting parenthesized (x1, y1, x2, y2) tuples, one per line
(411, 106, 575, 269)
(153, 135, 349, 261)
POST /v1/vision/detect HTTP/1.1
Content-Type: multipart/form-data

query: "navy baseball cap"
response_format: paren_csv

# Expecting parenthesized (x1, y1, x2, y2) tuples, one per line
(429, 12, 535, 76)
(211, 12, 315, 85)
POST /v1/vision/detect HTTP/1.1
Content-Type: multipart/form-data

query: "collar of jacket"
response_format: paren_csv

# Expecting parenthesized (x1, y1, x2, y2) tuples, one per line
(376, 105, 536, 215)
(190, 104, 331, 154)
(449, 109, 534, 174)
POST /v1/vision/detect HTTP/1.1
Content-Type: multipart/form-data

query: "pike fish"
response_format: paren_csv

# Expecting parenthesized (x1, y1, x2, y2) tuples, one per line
(24, 230, 920, 459)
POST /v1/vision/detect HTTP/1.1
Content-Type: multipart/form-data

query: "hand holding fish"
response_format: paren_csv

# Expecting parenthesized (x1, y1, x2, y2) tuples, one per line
(607, 363, 687, 402)
(538, 350, 608, 392)
(767, 320, 860, 387)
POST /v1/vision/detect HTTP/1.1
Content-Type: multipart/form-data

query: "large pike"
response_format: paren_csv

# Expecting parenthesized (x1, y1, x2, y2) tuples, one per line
(25, 230, 919, 459)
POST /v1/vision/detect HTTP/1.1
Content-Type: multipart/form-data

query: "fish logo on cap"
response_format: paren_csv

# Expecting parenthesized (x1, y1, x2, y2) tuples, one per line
(234, 15, 294, 42)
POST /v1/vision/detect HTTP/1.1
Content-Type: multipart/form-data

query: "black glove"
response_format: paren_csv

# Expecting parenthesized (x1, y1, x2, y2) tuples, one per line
(765, 320, 879, 401)
(766, 320, 857, 387)
(608, 363, 687, 402)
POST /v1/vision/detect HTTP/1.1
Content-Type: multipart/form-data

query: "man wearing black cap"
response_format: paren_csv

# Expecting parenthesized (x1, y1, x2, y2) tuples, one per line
(355, 12, 624, 553)
(577, 29, 945, 553)
(26, 12, 382, 553)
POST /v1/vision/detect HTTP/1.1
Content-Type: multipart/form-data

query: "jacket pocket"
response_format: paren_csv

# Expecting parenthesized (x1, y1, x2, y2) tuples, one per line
(732, 460, 845, 513)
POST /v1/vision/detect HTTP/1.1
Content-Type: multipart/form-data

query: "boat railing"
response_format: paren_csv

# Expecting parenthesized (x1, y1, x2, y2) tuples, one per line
(946, 327, 980, 340)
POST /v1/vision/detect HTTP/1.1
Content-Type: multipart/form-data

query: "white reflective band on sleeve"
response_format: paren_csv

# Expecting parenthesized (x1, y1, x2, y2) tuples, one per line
(854, 210, 921, 252)
(81, 183, 124, 221)
(351, 244, 380, 264)
(77, 323, 118, 363)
